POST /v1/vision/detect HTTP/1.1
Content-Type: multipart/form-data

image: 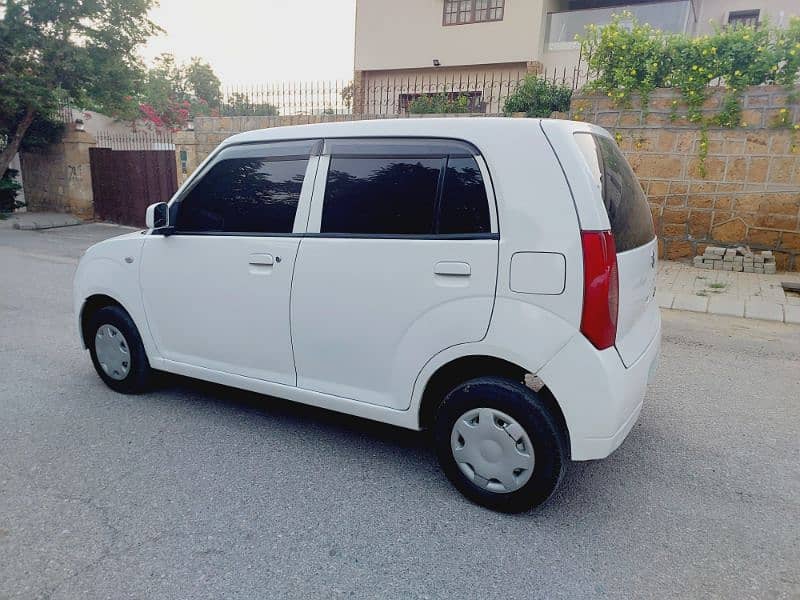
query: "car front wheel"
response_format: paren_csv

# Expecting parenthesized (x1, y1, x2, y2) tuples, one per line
(87, 305, 153, 394)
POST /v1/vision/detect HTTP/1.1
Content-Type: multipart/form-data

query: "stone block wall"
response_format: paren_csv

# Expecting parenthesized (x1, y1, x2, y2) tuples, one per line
(570, 86, 800, 271)
(20, 129, 96, 219)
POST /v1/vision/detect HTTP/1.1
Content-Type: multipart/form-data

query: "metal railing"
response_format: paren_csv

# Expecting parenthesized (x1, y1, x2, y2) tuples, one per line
(219, 68, 588, 118)
(94, 131, 175, 151)
(219, 80, 353, 116)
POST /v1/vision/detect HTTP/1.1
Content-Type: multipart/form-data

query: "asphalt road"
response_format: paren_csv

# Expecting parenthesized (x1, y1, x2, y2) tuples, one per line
(1, 223, 798, 599)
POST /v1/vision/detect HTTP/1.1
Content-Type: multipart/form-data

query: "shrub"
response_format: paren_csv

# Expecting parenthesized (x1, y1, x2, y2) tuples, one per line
(503, 75, 573, 117)
(408, 93, 471, 114)
(579, 13, 800, 117)
(0, 169, 24, 213)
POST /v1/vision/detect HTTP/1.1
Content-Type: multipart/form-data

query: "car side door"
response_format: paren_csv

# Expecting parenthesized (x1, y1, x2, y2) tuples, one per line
(290, 138, 499, 409)
(139, 139, 320, 384)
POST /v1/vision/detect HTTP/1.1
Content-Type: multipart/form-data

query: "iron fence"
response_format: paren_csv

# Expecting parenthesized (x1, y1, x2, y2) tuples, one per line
(219, 80, 354, 116)
(219, 67, 590, 118)
(94, 130, 175, 151)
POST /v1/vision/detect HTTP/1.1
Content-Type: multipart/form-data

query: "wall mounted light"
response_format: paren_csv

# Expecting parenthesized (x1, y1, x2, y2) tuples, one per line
(433, 59, 441, 67)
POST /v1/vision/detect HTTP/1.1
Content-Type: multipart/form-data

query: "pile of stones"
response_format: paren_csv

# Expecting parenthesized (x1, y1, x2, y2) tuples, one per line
(693, 247, 777, 273)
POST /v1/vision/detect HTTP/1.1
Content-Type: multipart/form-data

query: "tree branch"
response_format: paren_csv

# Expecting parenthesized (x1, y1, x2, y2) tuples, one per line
(0, 106, 36, 176)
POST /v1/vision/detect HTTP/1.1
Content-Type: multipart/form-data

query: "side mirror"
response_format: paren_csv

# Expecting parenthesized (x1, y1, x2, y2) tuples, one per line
(145, 202, 169, 230)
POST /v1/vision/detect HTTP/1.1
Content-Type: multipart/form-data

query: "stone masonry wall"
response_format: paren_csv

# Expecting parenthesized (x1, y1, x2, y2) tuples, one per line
(570, 86, 800, 271)
(20, 129, 96, 220)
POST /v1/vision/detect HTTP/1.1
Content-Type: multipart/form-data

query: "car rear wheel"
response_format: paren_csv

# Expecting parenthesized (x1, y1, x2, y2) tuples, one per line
(434, 376, 568, 513)
(88, 305, 153, 394)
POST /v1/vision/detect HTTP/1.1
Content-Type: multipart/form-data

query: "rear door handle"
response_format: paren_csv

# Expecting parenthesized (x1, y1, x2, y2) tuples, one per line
(248, 253, 275, 266)
(434, 261, 471, 276)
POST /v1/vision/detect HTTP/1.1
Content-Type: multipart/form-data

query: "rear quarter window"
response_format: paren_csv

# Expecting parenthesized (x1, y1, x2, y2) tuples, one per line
(574, 133, 655, 252)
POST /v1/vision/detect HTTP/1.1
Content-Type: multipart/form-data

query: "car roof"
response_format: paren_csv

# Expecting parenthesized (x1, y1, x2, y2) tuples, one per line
(222, 117, 599, 149)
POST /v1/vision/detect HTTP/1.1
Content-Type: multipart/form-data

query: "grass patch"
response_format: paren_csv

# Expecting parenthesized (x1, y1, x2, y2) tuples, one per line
(708, 282, 727, 289)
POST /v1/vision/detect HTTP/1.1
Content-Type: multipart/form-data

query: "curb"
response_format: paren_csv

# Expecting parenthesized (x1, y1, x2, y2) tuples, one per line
(13, 220, 83, 231)
(657, 292, 800, 324)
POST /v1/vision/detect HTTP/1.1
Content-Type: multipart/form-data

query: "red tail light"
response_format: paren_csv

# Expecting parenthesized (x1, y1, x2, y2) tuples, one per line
(580, 231, 619, 350)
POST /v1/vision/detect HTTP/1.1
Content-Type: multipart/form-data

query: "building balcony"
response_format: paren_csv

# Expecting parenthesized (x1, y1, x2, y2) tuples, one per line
(546, 0, 696, 52)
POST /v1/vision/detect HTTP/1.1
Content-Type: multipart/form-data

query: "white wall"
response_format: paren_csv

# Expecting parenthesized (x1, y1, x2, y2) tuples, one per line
(694, 0, 798, 34)
(354, 0, 547, 71)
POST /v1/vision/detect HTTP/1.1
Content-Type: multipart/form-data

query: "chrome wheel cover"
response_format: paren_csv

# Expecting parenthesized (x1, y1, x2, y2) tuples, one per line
(450, 407, 535, 493)
(94, 324, 131, 381)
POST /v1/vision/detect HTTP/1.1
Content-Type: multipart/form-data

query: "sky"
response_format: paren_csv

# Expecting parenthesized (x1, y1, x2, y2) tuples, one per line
(140, 0, 357, 85)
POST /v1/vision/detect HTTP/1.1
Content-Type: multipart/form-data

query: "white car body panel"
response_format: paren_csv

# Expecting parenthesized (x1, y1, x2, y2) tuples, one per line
(290, 238, 498, 410)
(139, 235, 301, 384)
(73, 232, 153, 353)
(74, 118, 661, 462)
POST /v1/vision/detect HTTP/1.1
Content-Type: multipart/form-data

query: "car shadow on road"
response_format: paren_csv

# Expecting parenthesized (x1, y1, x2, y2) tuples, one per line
(142, 371, 647, 517)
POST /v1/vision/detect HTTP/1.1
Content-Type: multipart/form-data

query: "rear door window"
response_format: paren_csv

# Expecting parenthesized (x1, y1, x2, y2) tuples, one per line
(574, 133, 655, 252)
(320, 139, 492, 236)
(321, 157, 441, 235)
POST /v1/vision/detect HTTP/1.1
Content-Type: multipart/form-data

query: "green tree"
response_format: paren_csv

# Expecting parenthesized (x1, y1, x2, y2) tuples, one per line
(185, 57, 221, 109)
(0, 0, 160, 174)
(140, 53, 222, 128)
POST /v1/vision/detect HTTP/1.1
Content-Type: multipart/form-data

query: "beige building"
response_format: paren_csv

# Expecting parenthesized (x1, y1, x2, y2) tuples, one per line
(353, 0, 799, 113)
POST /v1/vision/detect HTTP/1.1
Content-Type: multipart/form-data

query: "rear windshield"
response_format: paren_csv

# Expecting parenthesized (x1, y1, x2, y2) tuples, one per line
(574, 133, 655, 253)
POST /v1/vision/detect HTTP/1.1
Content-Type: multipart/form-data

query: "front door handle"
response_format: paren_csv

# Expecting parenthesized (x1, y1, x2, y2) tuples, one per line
(248, 253, 275, 266)
(434, 261, 471, 276)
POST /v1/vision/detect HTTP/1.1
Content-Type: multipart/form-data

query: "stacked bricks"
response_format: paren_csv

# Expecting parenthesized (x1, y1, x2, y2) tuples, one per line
(694, 246, 777, 273)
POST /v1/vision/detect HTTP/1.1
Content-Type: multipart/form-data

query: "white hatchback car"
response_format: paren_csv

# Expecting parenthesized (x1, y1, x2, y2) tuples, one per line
(74, 118, 660, 512)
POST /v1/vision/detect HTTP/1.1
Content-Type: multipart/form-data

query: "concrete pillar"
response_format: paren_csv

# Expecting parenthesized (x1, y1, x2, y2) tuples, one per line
(526, 61, 543, 76)
(20, 128, 96, 219)
(62, 129, 96, 219)
(174, 130, 199, 184)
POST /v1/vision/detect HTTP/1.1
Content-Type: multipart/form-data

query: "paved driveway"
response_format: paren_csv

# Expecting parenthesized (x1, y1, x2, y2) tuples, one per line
(1, 224, 798, 599)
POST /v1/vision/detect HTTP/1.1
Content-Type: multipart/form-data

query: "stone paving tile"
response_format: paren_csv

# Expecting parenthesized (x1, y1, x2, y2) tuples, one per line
(655, 291, 674, 309)
(785, 305, 800, 325)
(707, 296, 745, 318)
(658, 260, 800, 323)
(672, 293, 709, 313)
(744, 300, 784, 322)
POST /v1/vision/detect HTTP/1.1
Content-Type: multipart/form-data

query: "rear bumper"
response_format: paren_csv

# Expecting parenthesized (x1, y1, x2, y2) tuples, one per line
(538, 312, 661, 461)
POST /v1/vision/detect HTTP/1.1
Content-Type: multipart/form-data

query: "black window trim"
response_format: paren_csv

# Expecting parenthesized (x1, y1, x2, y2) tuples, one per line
(159, 231, 499, 240)
(322, 136, 480, 158)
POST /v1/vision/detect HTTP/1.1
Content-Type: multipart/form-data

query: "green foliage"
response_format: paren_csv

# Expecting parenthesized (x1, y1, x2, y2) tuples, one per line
(503, 75, 572, 117)
(219, 92, 279, 117)
(579, 13, 800, 175)
(185, 58, 222, 109)
(341, 83, 354, 111)
(0, 0, 160, 172)
(141, 54, 223, 128)
(0, 168, 24, 213)
(579, 13, 800, 118)
(408, 93, 471, 114)
(20, 114, 65, 151)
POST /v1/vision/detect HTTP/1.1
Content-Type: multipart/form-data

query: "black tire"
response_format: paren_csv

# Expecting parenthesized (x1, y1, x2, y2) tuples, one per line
(433, 376, 568, 513)
(87, 305, 153, 394)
